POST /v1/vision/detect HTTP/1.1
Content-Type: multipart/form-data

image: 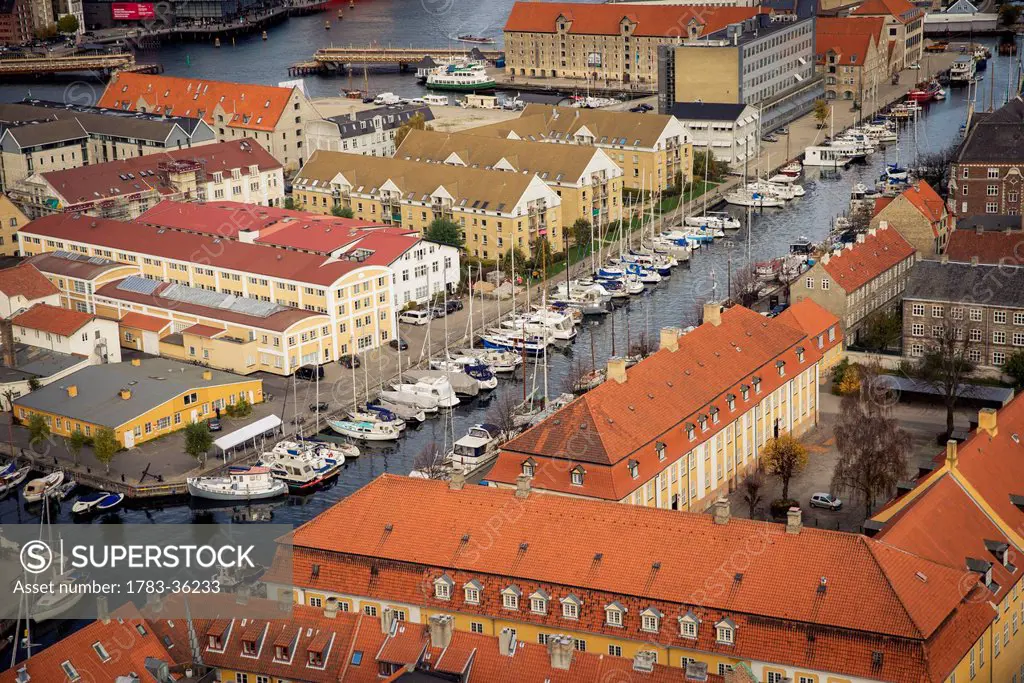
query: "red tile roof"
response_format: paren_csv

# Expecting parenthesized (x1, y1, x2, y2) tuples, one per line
(899, 180, 946, 225)
(0, 262, 59, 300)
(817, 15, 885, 36)
(99, 72, 298, 132)
(504, 2, 764, 37)
(272, 474, 989, 683)
(119, 311, 172, 333)
(12, 302, 93, 336)
(775, 298, 844, 349)
(182, 323, 226, 338)
(851, 0, 924, 22)
(20, 214, 373, 287)
(944, 229, 1024, 264)
(816, 29, 877, 67)
(820, 224, 916, 293)
(40, 140, 281, 210)
(0, 604, 175, 683)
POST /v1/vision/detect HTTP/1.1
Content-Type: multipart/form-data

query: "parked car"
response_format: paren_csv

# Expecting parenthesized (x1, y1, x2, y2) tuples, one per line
(398, 310, 430, 325)
(639, 103, 653, 112)
(309, 402, 329, 413)
(776, 126, 789, 135)
(430, 306, 448, 319)
(294, 364, 324, 381)
(445, 299, 464, 314)
(809, 493, 842, 510)
(761, 134, 778, 143)
(339, 354, 361, 369)
(389, 338, 409, 351)
(629, 106, 647, 113)
(207, 418, 222, 432)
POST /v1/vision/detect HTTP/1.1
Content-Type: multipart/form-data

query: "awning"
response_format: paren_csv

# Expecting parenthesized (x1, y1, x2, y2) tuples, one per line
(213, 414, 282, 453)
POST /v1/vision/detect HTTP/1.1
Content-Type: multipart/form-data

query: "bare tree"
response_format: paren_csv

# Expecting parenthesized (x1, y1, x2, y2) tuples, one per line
(729, 264, 760, 308)
(742, 471, 765, 519)
(847, 203, 873, 233)
(563, 358, 589, 395)
(831, 364, 911, 519)
(412, 441, 449, 480)
(904, 323, 975, 437)
(629, 331, 655, 359)
(486, 390, 521, 439)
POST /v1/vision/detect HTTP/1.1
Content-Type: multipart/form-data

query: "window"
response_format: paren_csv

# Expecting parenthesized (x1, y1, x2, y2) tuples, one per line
(805, 277, 814, 289)
(561, 596, 580, 619)
(911, 303, 925, 317)
(767, 672, 784, 683)
(970, 328, 983, 342)
(932, 305, 944, 318)
(989, 168, 1000, 179)
(571, 467, 584, 486)
(363, 605, 377, 617)
(679, 614, 699, 639)
(1015, 312, 1024, 326)
(988, 202, 999, 214)
(912, 323, 924, 337)
(609, 645, 622, 657)
(932, 325, 944, 338)
(641, 609, 661, 633)
(309, 596, 322, 607)
(530, 594, 548, 614)
(995, 311, 1008, 324)
(989, 185, 999, 196)
(502, 590, 519, 610)
(971, 309, 983, 322)
(235, 674, 248, 683)
(471, 622, 484, 634)
(434, 575, 452, 600)
(994, 331, 1007, 345)
(716, 622, 735, 643)
(464, 585, 480, 604)
(821, 278, 830, 290)
(951, 307, 964, 320)
(92, 642, 110, 662)
(994, 351, 1006, 366)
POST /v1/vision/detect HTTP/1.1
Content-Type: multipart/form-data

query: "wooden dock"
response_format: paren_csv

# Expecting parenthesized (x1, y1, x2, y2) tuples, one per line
(293, 46, 503, 75)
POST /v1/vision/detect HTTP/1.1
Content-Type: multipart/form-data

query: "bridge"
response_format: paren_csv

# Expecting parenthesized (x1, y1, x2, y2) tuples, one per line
(0, 53, 161, 77)
(292, 46, 503, 75)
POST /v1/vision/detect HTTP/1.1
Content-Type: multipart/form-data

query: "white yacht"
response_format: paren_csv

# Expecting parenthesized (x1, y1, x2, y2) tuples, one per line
(328, 419, 401, 441)
(724, 190, 785, 208)
(187, 466, 287, 501)
(392, 376, 460, 408)
(260, 448, 344, 492)
(449, 423, 506, 473)
(458, 348, 522, 374)
(684, 212, 741, 230)
(406, 369, 480, 398)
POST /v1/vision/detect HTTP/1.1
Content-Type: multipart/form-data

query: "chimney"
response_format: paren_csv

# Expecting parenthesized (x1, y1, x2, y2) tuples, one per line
(703, 302, 722, 326)
(879, 221, 889, 232)
(97, 595, 110, 624)
(786, 506, 802, 534)
(660, 327, 680, 352)
(940, 254, 949, 264)
(0, 319, 14, 368)
(821, 253, 831, 265)
(14, 667, 29, 683)
(428, 614, 453, 649)
(381, 608, 398, 634)
(606, 356, 627, 383)
(67, 385, 78, 398)
(856, 233, 866, 244)
(845, 241, 854, 251)
(515, 473, 531, 499)
(131, 358, 141, 366)
(120, 388, 132, 400)
(547, 634, 573, 670)
(868, 226, 877, 237)
(979, 407, 998, 437)
(449, 471, 466, 490)
(970, 256, 979, 267)
(202, 369, 213, 380)
(945, 439, 958, 469)
(324, 597, 339, 619)
(712, 497, 730, 525)
(498, 627, 517, 656)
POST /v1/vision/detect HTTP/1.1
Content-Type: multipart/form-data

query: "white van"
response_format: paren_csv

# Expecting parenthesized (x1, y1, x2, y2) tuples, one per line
(399, 310, 430, 326)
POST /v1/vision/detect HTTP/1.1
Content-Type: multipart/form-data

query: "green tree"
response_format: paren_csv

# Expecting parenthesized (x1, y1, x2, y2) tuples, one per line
(499, 247, 529, 278)
(93, 427, 119, 475)
(425, 218, 463, 248)
(1005, 350, 1024, 387)
(231, 396, 253, 418)
(571, 218, 593, 247)
(184, 421, 213, 465)
(394, 113, 431, 149)
(26, 413, 50, 448)
(691, 150, 727, 184)
(813, 99, 831, 128)
(331, 204, 354, 218)
(284, 197, 297, 210)
(859, 309, 903, 352)
(1000, 4, 1020, 25)
(761, 434, 809, 502)
(28, 377, 41, 391)
(66, 430, 89, 466)
(56, 14, 79, 34)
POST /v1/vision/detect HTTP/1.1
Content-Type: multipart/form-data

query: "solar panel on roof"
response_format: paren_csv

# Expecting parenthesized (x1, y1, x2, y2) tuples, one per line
(161, 283, 285, 319)
(117, 276, 161, 295)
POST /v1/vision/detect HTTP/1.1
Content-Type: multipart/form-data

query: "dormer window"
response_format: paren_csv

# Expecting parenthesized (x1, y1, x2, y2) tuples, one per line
(710, 407, 719, 424)
(686, 423, 696, 441)
(777, 360, 786, 377)
(92, 642, 110, 662)
(752, 376, 762, 393)
(628, 459, 639, 479)
(715, 618, 736, 644)
(741, 384, 750, 400)
(275, 645, 290, 662)
(464, 579, 483, 604)
(502, 586, 521, 610)
(985, 540, 1014, 569)
(655, 441, 666, 461)
(605, 601, 626, 627)
(679, 612, 699, 639)
(698, 415, 708, 431)
(61, 661, 80, 680)
(570, 465, 585, 486)
(796, 346, 805, 363)
(521, 458, 535, 477)
(727, 393, 736, 411)
(817, 333, 824, 349)
(308, 649, 324, 667)
(530, 589, 549, 614)
(207, 635, 222, 651)
(640, 607, 663, 633)
(242, 639, 257, 655)
(434, 573, 454, 600)
(561, 594, 581, 619)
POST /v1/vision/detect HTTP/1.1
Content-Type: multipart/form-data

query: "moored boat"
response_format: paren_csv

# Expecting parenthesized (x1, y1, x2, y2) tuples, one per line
(449, 423, 506, 473)
(72, 491, 123, 514)
(23, 471, 64, 503)
(186, 466, 286, 501)
(0, 463, 30, 496)
(327, 419, 401, 441)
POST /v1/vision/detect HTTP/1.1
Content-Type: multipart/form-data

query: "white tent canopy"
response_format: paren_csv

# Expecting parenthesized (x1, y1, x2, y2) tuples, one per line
(213, 414, 283, 454)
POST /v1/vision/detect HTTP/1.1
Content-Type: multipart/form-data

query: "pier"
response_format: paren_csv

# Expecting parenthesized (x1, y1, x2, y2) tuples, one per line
(291, 46, 503, 76)
(0, 53, 161, 77)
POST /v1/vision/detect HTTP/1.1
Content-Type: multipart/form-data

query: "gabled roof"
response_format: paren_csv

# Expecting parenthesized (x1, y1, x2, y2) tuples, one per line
(956, 96, 1024, 164)
(819, 224, 916, 293)
(816, 29, 878, 67)
(504, 2, 764, 37)
(118, 311, 172, 333)
(904, 259, 1024, 307)
(1, 117, 88, 149)
(944, 227, 1024, 264)
(775, 298, 843, 342)
(98, 72, 298, 132)
(851, 0, 924, 22)
(12, 303, 94, 336)
(898, 180, 946, 225)
(0, 262, 59, 300)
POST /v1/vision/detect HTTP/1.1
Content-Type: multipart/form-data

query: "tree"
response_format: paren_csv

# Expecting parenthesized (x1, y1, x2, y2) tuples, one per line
(66, 430, 89, 466)
(499, 247, 529, 278)
(485, 391, 521, 440)
(904, 323, 975, 437)
(331, 204, 354, 218)
(26, 413, 50, 448)
(28, 378, 41, 391)
(914, 142, 958, 194)
(742, 471, 765, 519)
(412, 441, 449, 479)
(812, 99, 831, 128)
(761, 434, 808, 502)
(1000, 4, 1020, 25)
(283, 197, 297, 210)
(394, 113, 431, 148)
(425, 218, 463, 248)
(56, 14, 79, 34)
(691, 150, 727, 184)
(184, 421, 213, 465)
(859, 309, 902, 352)
(93, 427, 119, 475)
(1005, 350, 1024, 387)
(571, 218, 593, 247)
(831, 364, 911, 519)
(229, 396, 252, 418)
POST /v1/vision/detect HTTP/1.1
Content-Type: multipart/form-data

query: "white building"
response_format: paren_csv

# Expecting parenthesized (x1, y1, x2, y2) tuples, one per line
(305, 105, 435, 158)
(669, 102, 760, 168)
(378, 240, 460, 309)
(0, 262, 61, 318)
(11, 303, 120, 364)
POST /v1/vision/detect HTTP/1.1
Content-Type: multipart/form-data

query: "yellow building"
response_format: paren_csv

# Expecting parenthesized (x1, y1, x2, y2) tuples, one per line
(13, 356, 261, 448)
(16, 213, 395, 369)
(467, 104, 691, 192)
(293, 151, 563, 261)
(0, 194, 27, 257)
(395, 128, 624, 238)
(24, 250, 140, 314)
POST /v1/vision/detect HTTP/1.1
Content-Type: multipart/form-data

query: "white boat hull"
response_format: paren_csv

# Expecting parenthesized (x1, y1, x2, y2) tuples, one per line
(186, 478, 286, 501)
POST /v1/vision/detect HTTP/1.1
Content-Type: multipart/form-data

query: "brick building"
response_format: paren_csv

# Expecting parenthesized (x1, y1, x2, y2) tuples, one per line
(949, 96, 1024, 218)
(871, 180, 950, 256)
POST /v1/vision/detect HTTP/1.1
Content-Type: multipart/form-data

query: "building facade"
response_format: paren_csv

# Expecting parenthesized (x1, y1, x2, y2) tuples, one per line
(666, 102, 759, 168)
(396, 128, 624, 235)
(305, 104, 434, 157)
(950, 97, 1024, 218)
(657, 14, 820, 132)
(11, 302, 120, 364)
(293, 151, 563, 261)
(0, 261, 60, 317)
(871, 180, 950, 257)
(98, 72, 318, 171)
(815, 17, 887, 103)
(902, 258, 1024, 369)
(850, 0, 925, 71)
(469, 103, 690, 192)
(789, 223, 917, 342)
(0, 193, 27, 256)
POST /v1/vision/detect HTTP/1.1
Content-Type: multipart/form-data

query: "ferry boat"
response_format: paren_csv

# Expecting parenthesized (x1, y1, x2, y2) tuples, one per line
(803, 146, 852, 168)
(427, 62, 496, 91)
(455, 34, 495, 44)
(186, 466, 286, 501)
(949, 56, 976, 85)
(907, 80, 942, 102)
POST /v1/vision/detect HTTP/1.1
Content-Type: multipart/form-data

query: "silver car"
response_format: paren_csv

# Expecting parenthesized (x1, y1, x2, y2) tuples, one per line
(809, 493, 842, 510)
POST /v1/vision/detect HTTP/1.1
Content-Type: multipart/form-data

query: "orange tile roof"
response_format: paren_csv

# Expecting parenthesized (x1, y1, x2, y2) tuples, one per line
(775, 298, 843, 348)
(182, 323, 226, 338)
(816, 30, 877, 67)
(504, 2, 764, 37)
(0, 262, 59, 300)
(12, 302, 93, 336)
(851, 0, 924, 22)
(820, 224, 916, 293)
(944, 229, 1024, 264)
(98, 72, 297, 132)
(873, 195, 894, 216)
(273, 474, 988, 683)
(899, 180, 946, 225)
(119, 311, 172, 333)
(817, 15, 885, 36)
(0, 603, 175, 683)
